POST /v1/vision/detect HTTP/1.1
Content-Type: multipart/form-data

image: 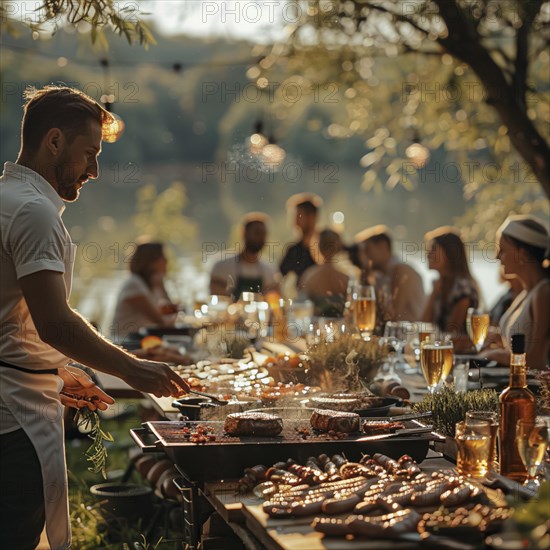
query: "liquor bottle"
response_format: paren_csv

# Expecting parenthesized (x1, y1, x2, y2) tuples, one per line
(499, 334, 536, 481)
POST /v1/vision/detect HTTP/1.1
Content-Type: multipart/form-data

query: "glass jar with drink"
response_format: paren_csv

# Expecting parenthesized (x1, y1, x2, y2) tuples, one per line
(455, 418, 493, 479)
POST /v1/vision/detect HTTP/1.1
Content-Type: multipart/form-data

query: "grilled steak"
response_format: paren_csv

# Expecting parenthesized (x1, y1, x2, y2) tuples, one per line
(362, 420, 405, 435)
(310, 409, 360, 433)
(224, 412, 283, 436)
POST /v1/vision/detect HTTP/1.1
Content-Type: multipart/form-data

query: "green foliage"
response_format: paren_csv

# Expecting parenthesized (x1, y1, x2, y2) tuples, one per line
(512, 481, 550, 540)
(134, 182, 197, 252)
(413, 386, 499, 437)
(248, 0, 550, 236)
(69, 474, 109, 549)
(0, 1, 156, 48)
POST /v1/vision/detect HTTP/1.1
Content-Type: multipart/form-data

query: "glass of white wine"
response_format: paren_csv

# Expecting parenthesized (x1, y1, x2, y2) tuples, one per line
(466, 308, 490, 353)
(516, 418, 550, 488)
(352, 285, 376, 340)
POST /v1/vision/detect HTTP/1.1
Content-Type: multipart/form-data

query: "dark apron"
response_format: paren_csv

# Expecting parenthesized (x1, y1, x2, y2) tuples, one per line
(232, 275, 263, 302)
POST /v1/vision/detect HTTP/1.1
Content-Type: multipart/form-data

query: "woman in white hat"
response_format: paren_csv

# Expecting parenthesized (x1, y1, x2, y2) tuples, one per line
(485, 215, 550, 369)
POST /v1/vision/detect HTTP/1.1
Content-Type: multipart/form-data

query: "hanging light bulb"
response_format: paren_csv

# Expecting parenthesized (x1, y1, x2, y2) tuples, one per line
(261, 143, 286, 167)
(102, 112, 125, 143)
(405, 132, 430, 168)
(248, 120, 268, 156)
(249, 133, 268, 155)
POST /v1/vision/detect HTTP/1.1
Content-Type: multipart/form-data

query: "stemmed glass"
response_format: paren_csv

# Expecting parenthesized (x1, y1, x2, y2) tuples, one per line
(352, 285, 376, 340)
(466, 308, 490, 353)
(420, 340, 446, 394)
(378, 322, 407, 381)
(516, 418, 550, 489)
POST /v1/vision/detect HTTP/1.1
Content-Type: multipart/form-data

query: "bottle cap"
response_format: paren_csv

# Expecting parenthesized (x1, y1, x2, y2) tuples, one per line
(511, 334, 525, 354)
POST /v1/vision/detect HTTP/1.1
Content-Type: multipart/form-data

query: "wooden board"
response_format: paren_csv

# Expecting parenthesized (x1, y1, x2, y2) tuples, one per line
(203, 481, 262, 524)
(243, 504, 422, 550)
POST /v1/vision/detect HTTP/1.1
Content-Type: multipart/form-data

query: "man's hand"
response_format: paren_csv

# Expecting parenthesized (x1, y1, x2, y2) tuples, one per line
(58, 365, 115, 411)
(128, 358, 190, 398)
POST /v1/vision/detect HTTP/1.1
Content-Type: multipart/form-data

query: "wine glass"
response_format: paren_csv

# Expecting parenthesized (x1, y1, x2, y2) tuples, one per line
(466, 308, 490, 353)
(352, 285, 376, 340)
(378, 322, 407, 380)
(420, 340, 446, 394)
(516, 418, 550, 488)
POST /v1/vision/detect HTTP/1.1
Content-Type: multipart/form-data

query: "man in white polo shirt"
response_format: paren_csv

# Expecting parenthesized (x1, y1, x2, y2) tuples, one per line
(0, 85, 189, 550)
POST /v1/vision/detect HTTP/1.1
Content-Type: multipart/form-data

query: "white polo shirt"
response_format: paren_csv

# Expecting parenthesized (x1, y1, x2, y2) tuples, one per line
(0, 162, 76, 432)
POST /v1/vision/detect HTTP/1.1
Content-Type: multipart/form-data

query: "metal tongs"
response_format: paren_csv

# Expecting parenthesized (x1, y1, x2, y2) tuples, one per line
(356, 426, 433, 442)
(186, 389, 228, 406)
(389, 411, 432, 423)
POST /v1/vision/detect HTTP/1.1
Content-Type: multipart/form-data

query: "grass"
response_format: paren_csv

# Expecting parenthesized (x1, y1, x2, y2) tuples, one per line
(65, 400, 181, 549)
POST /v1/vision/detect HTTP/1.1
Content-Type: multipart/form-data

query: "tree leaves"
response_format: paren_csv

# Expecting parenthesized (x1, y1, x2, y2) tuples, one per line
(1, 0, 156, 48)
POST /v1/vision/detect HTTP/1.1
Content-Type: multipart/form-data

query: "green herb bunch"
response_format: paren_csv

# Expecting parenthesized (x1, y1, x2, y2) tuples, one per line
(306, 334, 386, 390)
(413, 386, 499, 437)
(76, 409, 114, 479)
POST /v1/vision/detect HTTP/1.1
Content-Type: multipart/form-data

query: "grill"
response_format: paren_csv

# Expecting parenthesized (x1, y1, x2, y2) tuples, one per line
(131, 419, 437, 481)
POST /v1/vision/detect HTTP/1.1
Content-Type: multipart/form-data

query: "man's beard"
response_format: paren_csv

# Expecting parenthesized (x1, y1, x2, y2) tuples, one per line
(55, 157, 83, 202)
(246, 242, 264, 255)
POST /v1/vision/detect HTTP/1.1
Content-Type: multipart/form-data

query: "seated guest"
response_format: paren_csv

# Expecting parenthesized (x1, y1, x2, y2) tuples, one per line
(422, 227, 480, 335)
(489, 273, 523, 325)
(485, 215, 549, 369)
(280, 193, 323, 286)
(210, 212, 279, 300)
(111, 241, 178, 341)
(300, 229, 349, 317)
(355, 225, 426, 321)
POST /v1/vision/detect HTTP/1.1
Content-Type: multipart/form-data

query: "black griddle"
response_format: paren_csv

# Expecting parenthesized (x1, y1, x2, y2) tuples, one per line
(130, 419, 440, 481)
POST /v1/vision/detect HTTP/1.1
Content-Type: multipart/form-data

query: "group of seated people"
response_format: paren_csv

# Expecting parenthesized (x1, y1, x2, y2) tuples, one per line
(110, 192, 549, 370)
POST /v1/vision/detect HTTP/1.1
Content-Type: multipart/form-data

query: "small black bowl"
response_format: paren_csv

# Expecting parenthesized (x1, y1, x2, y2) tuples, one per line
(355, 396, 402, 417)
(172, 396, 212, 421)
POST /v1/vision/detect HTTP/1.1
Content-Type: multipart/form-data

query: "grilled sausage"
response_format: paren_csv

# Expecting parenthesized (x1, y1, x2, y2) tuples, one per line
(322, 492, 361, 515)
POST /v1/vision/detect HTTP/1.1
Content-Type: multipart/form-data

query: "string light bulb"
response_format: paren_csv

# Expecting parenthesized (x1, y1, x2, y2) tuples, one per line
(405, 132, 430, 168)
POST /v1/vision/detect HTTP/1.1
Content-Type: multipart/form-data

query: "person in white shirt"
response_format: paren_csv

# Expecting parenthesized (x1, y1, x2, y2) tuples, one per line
(111, 241, 178, 341)
(484, 215, 549, 369)
(210, 213, 279, 300)
(0, 85, 188, 550)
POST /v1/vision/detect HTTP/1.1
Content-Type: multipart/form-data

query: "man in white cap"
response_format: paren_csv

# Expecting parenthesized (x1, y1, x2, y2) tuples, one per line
(355, 224, 426, 321)
(280, 193, 323, 286)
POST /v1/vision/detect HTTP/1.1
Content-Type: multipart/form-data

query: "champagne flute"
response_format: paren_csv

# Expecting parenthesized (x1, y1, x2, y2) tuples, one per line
(352, 285, 376, 340)
(516, 418, 550, 488)
(438, 336, 454, 386)
(420, 340, 446, 393)
(466, 308, 490, 353)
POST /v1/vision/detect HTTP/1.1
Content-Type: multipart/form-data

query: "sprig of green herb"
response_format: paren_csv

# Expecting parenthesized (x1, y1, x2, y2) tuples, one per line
(413, 386, 499, 437)
(76, 408, 114, 479)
